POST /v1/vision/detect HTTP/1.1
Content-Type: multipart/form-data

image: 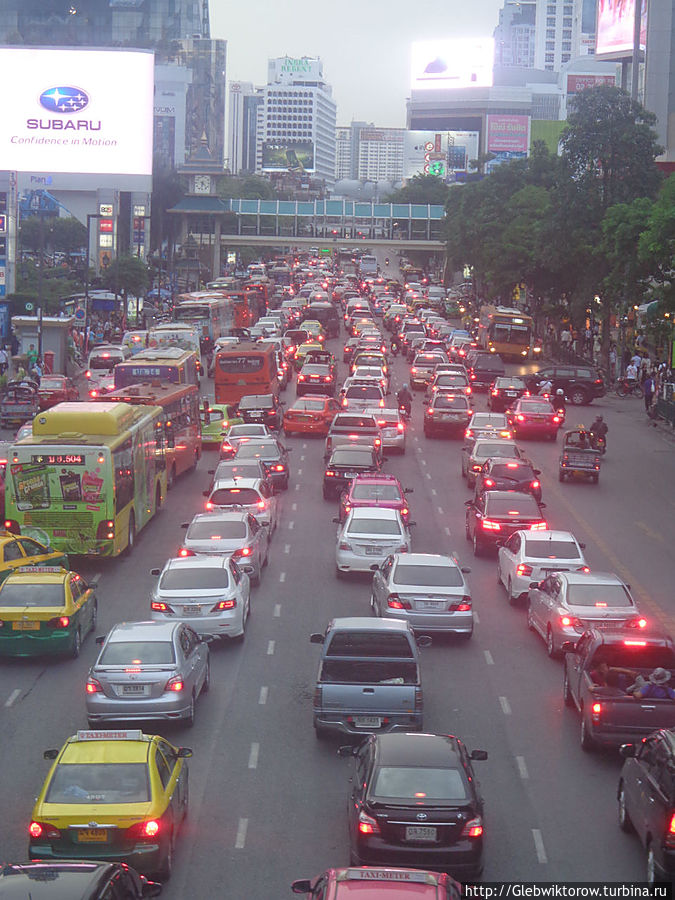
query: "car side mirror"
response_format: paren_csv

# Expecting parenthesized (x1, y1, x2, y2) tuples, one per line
(404, 488, 413, 493)
(529, 581, 541, 590)
(43, 749, 59, 760)
(202, 490, 210, 497)
(470, 749, 488, 761)
(95, 635, 105, 645)
(150, 568, 161, 576)
(416, 635, 432, 648)
(332, 517, 340, 524)
(177, 747, 193, 758)
(337, 745, 357, 757)
(619, 743, 636, 759)
(461, 567, 471, 574)
(291, 880, 313, 895)
(181, 523, 189, 529)
(310, 633, 324, 644)
(207, 469, 215, 475)
(539, 502, 546, 509)
(579, 542, 586, 549)
(464, 500, 473, 507)
(561, 641, 577, 653)
(533, 469, 541, 476)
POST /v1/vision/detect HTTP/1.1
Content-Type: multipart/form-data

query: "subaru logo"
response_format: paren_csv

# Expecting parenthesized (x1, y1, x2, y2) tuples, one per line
(416, 813, 428, 821)
(39, 86, 89, 114)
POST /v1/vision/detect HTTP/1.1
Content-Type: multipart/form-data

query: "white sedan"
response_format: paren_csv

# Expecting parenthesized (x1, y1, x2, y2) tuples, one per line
(497, 529, 588, 605)
(335, 507, 411, 577)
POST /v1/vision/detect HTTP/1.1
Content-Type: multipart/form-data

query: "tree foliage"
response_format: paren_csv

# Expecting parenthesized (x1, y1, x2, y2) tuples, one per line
(101, 255, 150, 299)
(387, 174, 449, 205)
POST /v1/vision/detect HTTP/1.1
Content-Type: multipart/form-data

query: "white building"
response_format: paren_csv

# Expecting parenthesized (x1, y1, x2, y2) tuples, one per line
(494, 0, 536, 68)
(256, 56, 336, 187)
(534, 0, 597, 72)
(335, 123, 406, 182)
(228, 81, 263, 174)
(336, 127, 352, 180)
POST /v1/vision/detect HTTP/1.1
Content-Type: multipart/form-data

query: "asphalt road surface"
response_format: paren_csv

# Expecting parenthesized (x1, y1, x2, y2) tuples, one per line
(1, 333, 673, 896)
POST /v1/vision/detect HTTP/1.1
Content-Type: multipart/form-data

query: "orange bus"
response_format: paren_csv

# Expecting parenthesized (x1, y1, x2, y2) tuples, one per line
(214, 342, 279, 405)
(95, 382, 201, 487)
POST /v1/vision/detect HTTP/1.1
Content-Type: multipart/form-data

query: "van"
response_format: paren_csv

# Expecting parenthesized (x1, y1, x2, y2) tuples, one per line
(305, 301, 340, 338)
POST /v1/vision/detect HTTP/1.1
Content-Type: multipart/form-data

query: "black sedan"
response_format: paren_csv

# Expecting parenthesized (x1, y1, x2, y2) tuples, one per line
(237, 393, 283, 430)
(297, 363, 336, 397)
(465, 490, 548, 556)
(323, 445, 381, 500)
(339, 732, 487, 879)
(233, 438, 291, 491)
(473, 459, 543, 502)
(487, 376, 528, 412)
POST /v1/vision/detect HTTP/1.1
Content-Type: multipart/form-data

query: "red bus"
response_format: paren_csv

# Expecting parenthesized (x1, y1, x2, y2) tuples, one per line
(214, 342, 279, 405)
(94, 382, 201, 488)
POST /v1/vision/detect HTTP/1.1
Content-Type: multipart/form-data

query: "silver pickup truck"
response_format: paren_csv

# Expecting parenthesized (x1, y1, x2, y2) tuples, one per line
(310, 617, 429, 739)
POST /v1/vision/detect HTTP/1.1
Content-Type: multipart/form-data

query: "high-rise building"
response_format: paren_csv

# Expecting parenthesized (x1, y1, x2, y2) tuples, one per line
(534, 0, 596, 72)
(336, 127, 353, 180)
(335, 123, 406, 182)
(256, 57, 336, 187)
(494, 0, 536, 68)
(228, 82, 264, 174)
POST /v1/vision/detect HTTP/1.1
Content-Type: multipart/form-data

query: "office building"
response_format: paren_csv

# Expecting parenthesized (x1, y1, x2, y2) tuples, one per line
(644, 0, 675, 168)
(494, 0, 536, 68)
(228, 82, 264, 174)
(335, 123, 406, 182)
(534, 0, 597, 72)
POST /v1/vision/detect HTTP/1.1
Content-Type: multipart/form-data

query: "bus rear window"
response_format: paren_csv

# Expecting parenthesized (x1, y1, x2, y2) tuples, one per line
(217, 355, 265, 374)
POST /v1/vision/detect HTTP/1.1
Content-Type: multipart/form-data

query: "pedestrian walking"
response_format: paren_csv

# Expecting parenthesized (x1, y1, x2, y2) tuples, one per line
(593, 335, 601, 363)
(0, 345, 8, 376)
(560, 327, 572, 360)
(643, 373, 655, 413)
(609, 345, 617, 382)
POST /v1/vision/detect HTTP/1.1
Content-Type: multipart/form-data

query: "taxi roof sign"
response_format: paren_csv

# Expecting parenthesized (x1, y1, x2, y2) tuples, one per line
(340, 869, 436, 884)
(15, 566, 65, 574)
(76, 730, 144, 741)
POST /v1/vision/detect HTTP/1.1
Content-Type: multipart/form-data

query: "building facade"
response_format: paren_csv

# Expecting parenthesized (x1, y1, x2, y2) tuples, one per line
(228, 82, 264, 174)
(533, 0, 597, 71)
(494, 0, 536, 68)
(334, 123, 406, 182)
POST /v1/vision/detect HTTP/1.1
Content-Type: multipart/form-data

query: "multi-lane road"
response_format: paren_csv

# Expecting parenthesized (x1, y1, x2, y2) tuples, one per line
(1, 334, 674, 896)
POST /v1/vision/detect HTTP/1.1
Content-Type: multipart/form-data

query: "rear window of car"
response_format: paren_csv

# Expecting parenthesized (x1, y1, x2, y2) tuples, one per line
(393, 563, 464, 587)
(567, 583, 633, 607)
(325, 632, 415, 657)
(332, 450, 375, 466)
(0, 583, 64, 607)
(519, 402, 554, 414)
(210, 487, 261, 506)
(372, 766, 468, 802)
(333, 417, 378, 429)
(434, 395, 469, 409)
(239, 396, 274, 409)
(347, 517, 402, 535)
(160, 567, 230, 590)
(524, 539, 580, 559)
(234, 443, 281, 459)
(486, 496, 541, 516)
(187, 521, 247, 540)
(39, 377, 66, 390)
(46, 763, 150, 804)
(99, 640, 176, 665)
(436, 374, 468, 386)
(346, 386, 382, 399)
(475, 359, 505, 370)
(495, 378, 525, 389)
(293, 398, 326, 411)
(301, 365, 329, 375)
(321, 659, 419, 683)
(352, 484, 401, 501)
(475, 442, 518, 457)
(489, 463, 536, 480)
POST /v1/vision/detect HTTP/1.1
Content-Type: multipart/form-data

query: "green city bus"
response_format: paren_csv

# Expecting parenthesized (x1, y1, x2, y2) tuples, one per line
(5, 402, 167, 557)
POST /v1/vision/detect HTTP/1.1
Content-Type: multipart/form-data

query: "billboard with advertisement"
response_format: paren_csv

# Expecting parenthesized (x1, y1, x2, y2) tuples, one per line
(0, 47, 154, 176)
(404, 131, 480, 180)
(485, 115, 530, 174)
(566, 74, 617, 94)
(261, 141, 315, 173)
(411, 39, 494, 91)
(595, 0, 647, 59)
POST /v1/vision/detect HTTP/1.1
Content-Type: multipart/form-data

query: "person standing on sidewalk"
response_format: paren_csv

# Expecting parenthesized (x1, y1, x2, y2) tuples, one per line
(609, 345, 617, 381)
(593, 335, 601, 363)
(643, 372, 655, 413)
(561, 327, 572, 359)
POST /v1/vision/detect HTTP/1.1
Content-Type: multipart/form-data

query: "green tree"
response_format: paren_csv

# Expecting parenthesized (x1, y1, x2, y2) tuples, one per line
(102, 255, 150, 303)
(19, 216, 51, 252)
(638, 174, 675, 311)
(218, 175, 277, 200)
(387, 174, 449, 205)
(51, 217, 87, 254)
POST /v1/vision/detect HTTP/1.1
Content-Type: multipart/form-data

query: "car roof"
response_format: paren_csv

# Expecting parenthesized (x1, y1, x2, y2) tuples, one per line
(553, 571, 624, 585)
(164, 555, 228, 571)
(516, 529, 577, 542)
(350, 473, 399, 484)
(349, 507, 399, 519)
(2, 567, 69, 586)
(108, 620, 179, 641)
(394, 553, 459, 567)
(189, 511, 249, 524)
(328, 616, 412, 632)
(375, 733, 461, 766)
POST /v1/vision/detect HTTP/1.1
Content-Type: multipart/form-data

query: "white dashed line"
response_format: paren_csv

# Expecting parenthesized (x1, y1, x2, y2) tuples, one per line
(291, 502, 297, 511)
(499, 696, 512, 715)
(484, 650, 494, 665)
(284, 544, 290, 554)
(444, 526, 451, 536)
(248, 743, 260, 769)
(532, 828, 548, 863)
(437, 507, 444, 515)
(295, 483, 300, 491)
(288, 521, 295, 530)
(235, 818, 249, 849)
(302, 442, 307, 449)
(420, 459, 427, 466)
(473, 611, 480, 624)
(516, 756, 529, 779)
(431, 488, 437, 496)
(297, 468, 303, 475)
(267, 640, 275, 655)
(259, 686, 269, 705)
(5, 689, 21, 708)
(300, 454, 305, 461)
(279, 572, 286, 583)
(425, 473, 432, 479)
(274, 604, 281, 617)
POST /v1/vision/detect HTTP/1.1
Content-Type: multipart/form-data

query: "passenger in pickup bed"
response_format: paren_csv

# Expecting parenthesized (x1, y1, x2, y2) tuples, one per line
(590, 661, 638, 690)
(630, 668, 675, 700)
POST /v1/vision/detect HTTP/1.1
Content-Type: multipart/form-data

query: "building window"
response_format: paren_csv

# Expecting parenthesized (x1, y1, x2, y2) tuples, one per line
(545, 64, 554, 70)
(563, 29, 571, 37)
(546, 41, 555, 50)
(547, 16, 556, 25)
(545, 52, 555, 62)
(547, 3, 556, 10)
(563, 16, 572, 26)
(561, 52, 571, 61)
(546, 29, 555, 37)
(563, 4, 572, 11)
(562, 41, 571, 50)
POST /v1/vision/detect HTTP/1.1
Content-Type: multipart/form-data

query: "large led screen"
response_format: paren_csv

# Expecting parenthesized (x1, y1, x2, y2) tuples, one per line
(262, 141, 315, 172)
(596, 0, 647, 59)
(411, 39, 494, 91)
(0, 47, 154, 176)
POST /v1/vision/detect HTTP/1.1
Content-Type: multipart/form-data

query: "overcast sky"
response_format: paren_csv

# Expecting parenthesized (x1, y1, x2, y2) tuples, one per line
(210, 0, 504, 127)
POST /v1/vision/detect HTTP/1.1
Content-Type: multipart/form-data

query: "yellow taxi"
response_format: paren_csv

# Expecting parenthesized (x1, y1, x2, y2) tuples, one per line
(29, 729, 192, 879)
(293, 340, 324, 372)
(0, 530, 68, 583)
(0, 567, 97, 658)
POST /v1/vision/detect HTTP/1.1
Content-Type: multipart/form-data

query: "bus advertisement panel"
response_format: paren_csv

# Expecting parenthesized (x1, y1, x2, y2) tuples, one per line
(214, 342, 279, 405)
(94, 383, 201, 487)
(113, 348, 199, 390)
(5, 402, 167, 557)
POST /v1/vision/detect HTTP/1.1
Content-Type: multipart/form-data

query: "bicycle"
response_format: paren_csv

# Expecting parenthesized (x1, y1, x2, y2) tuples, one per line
(613, 377, 644, 398)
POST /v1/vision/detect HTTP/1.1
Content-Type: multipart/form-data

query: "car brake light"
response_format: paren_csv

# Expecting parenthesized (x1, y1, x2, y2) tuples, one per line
(214, 599, 236, 610)
(530, 522, 547, 530)
(358, 812, 381, 835)
(465, 429, 473, 438)
(531, 481, 540, 489)
(484, 478, 495, 487)
(178, 548, 195, 557)
(257, 500, 266, 510)
(233, 547, 252, 557)
(29, 821, 61, 839)
(591, 702, 602, 719)
(325, 470, 335, 477)
(205, 501, 214, 510)
(46, 616, 70, 629)
(553, 416, 561, 423)
(387, 593, 412, 610)
(516, 414, 525, 422)
(411, 367, 417, 374)
(151, 600, 172, 612)
(624, 640, 647, 646)
(397, 422, 405, 432)
(457, 596, 472, 611)
(577, 566, 591, 573)
(516, 564, 533, 577)
(427, 407, 434, 415)
(461, 817, 483, 838)
(165, 676, 184, 692)
(298, 374, 305, 381)
(86, 677, 102, 694)
(482, 519, 501, 530)
(491, 389, 499, 396)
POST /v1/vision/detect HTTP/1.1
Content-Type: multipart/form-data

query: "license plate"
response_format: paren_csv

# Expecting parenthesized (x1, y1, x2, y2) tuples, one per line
(506, 391, 517, 397)
(12, 620, 39, 630)
(418, 600, 446, 609)
(405, 825, 437, 842)
(77, 828, 108, 842)
(122, 684, 147, 694)
(365, 546, 381, 555)
(341, 472, 359, 479)
(183, 605, 202, 615)
(250, 413, 262, 418)
(354, 716, 381, 727)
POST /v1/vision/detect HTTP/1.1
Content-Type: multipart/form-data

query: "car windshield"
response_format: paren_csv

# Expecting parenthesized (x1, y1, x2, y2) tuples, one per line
(524, 539, 580, 559)
(352, 484, 401, 501)
(332, 450, 374, 466)
(393, 564, 464, 587)
(475, 443, 517, 457)
(99, 640, 176, 665)
(567, 583, 633, 607)
(210, 487, 261, 506)
(46, 763, 150, 804)
(159, 567, 230, 590)
(434, 396, 467, 409)
(39, 377, 66, 390)
(489, 464, 536, 480)
(347, 517, 402, 535)
(188, 521, 247, 540)
(487, 496, 540, 516)
(239, 396, 274, 409)
(372, 766, 468, 802)
(0, 583, 64, 607)
(235, 443, 280, 459)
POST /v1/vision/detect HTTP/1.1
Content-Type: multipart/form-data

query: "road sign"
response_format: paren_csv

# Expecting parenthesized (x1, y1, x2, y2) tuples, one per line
(75, 307, 85, 320)
(25, 302, 34, 311)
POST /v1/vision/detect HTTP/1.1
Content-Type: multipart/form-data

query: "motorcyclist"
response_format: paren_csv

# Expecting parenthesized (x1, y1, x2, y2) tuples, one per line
(396, 383, 412, 417)
(390, 336, 400, 356)
(589, 414, 608, 450)
(538, 378, 553, 397)
(554, 388, 566, 414)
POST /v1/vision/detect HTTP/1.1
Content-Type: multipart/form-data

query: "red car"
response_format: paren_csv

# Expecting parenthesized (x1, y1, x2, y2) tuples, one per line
(282, 395, 342, 436)
(38, 375, 79, 410)
(507, 397, 562, 440)
(338, 473, 413, 524)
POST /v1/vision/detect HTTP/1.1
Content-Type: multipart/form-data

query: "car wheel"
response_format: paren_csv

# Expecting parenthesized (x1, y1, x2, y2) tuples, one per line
(251, 564, 261, 587)
(558, 469, 566, 482)
(167, 464, 177, 490)
(472, 534, 482, 557)
(546, 626, 560, 658)
(370, 593, 378, 616)
(335, 566, 346, 580)
(507, 577, 517, 606)
(465, 520, 471, 541)
(156, 826, 174, 880)
(323, 488, 334, 501)
(185, 692, 196, 727)
(563, 668, 574, 707)
(570, 389, 587, 406)
(527, 603, 536, 632)
(423, 427, 432, 438)
(580, 711, 595, 752)
(647, 843, 658, 887)
(459, 627, 473, 640)
(124, 513, 136, 557)
(313, 721, 329, 740)
(201, 658, 210, 694)
(70, 627, 82, 659)
(618, 782, 633, 833)
(591, 473, 599, 484)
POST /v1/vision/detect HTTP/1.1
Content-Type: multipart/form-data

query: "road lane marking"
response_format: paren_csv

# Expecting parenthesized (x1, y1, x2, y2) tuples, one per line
(499, 696, 512, 715)
(484, 650, 494, 665)
(5, 689, 21, 707)
(288, 521, 295, 530)
(302, 443, 307, 449)
(444, 526, 451, 536)
(426, 473, 432, 479)
(274, 604, 281, 617)
(431, 488, 437, 496)
(532, 828, 548, 863)
(300, 454, 305, 461)
(284, 544, 290, 554)
(635, 520, 664, 544)
(291, 502, 297, 511)
(235, 818, 249, 849)
(248, 743, 260, 769)
(437, 507, 444, 515)
(516, 756, 529, 779)
(297, 468, 303, 475)
(259, 686, 268, 705)
(420, 459, 427, 466)
(474, 611, 480, 624)
(279, 572, 286, 583)
(267, 640, 275, 655)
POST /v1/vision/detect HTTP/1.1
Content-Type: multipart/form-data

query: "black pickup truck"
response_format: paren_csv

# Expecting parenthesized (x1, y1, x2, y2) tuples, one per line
(563, 628, 675, 751)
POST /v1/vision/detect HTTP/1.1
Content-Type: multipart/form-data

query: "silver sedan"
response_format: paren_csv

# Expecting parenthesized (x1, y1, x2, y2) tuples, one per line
(371, 552, 473, 637)
(180, 511, 269, 585)
(335, 507, 411, 577)
(85, 620, 209, 727)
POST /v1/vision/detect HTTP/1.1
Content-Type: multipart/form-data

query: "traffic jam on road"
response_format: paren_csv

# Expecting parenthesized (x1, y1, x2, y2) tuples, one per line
(1, 251, 674, 897)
